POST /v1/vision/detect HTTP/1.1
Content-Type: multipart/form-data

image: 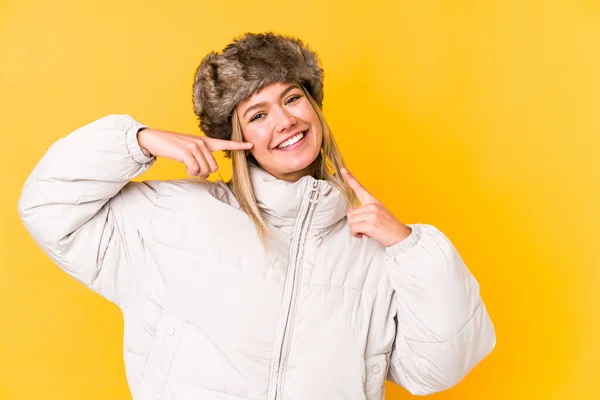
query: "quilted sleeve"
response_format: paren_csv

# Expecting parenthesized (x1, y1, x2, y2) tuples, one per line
(18, 114, 159, 306)
(383, 224, 496, 395)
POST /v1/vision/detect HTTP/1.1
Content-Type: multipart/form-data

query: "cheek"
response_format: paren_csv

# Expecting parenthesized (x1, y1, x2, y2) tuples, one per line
(243, 126, 272, 153)
(300, 108, 322, 137)
(313, 123, 323, 146)
(307, 114, 323, 147)
(299, 106, 319, 123)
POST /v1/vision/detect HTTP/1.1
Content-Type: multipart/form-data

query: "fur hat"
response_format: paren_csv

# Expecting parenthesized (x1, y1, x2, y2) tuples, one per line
(192, 32, 324, 141)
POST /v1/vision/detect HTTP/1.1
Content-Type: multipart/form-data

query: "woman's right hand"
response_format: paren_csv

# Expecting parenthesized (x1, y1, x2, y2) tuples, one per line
(137, 128, 253, 178)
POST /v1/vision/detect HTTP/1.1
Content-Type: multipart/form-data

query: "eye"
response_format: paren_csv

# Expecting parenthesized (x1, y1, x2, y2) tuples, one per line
(285, 95, 301, 105)
(250, 112, 265, 123)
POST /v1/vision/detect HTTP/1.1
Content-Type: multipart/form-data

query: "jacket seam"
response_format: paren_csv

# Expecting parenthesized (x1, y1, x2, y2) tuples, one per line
(175, 382, 257, 400)
(93, 208, 115, 286)
(389, 301, 483, 395)
(121, 181, 161, 309)
(403, 299, 483, 345)
(124, 346, 152, 360)
(299, 282, 363, 292)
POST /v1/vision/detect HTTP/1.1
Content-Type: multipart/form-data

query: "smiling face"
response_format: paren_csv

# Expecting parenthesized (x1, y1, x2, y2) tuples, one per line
(235, 82, 323, 182)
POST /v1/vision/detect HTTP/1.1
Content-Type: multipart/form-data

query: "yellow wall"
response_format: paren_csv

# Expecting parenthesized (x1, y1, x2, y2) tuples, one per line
(1, 0, 598, 398)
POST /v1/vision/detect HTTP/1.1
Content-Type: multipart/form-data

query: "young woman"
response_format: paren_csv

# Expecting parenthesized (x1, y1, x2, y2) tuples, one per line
(18, 32, 495, 399)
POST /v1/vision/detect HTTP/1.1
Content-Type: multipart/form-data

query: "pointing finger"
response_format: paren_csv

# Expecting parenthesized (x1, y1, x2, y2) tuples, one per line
(205, 137, 254, 152)
(341, 168, 376, 204)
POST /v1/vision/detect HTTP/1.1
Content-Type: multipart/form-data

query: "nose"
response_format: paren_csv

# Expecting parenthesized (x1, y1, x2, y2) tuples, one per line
(274, 106, 297, 133)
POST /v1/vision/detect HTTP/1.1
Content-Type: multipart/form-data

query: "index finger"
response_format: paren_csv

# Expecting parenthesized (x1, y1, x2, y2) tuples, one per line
(340, 168, 376, 204)
(205, 137, 253, 152)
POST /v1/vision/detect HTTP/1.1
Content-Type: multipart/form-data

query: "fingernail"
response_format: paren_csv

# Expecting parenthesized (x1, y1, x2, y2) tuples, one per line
(341, 168, 348, 173)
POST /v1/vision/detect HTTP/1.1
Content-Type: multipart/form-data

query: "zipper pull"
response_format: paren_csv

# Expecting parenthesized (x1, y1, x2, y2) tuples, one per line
(308, 181, 320, 204)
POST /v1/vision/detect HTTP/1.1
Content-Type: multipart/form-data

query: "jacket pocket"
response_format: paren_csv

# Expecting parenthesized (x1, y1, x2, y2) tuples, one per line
(124, 297, 164, 397)
(134, 311, 187, 400)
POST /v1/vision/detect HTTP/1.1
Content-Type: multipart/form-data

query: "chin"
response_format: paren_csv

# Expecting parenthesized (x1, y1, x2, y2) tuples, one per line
(288, 154, 319, 174)
(261, 148, 321, 180)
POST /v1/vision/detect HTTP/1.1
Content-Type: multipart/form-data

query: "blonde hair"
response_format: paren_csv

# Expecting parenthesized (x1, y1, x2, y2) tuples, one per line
(230, 85, 359, 244)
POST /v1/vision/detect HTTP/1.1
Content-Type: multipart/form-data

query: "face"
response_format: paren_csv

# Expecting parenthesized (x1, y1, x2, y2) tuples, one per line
(236, 82, 323, 182)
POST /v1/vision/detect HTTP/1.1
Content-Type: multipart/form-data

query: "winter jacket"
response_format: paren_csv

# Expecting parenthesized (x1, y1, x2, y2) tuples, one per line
(18, 114, 496, 400)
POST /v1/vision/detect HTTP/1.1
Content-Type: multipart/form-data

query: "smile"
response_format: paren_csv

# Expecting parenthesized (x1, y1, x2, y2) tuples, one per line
(275, 130, 308, 150)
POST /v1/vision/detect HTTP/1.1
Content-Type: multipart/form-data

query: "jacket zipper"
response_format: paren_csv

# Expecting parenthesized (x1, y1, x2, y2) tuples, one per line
(271, 181, 320, 400)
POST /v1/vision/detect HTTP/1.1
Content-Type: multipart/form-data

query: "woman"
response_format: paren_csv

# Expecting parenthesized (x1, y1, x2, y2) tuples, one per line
(18, 32, 495, 399)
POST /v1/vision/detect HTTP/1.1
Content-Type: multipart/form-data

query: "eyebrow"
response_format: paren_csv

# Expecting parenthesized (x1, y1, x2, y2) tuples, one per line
(242, 84, 301, 119)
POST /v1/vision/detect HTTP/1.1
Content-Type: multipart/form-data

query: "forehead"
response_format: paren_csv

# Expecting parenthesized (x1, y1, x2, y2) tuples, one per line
(238, 82, 300, 108)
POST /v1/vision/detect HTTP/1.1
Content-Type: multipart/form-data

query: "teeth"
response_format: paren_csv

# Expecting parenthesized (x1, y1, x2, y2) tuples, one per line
(277, 132, 305, 149)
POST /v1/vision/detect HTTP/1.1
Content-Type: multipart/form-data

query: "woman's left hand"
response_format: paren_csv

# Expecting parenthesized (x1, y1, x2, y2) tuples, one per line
(341, 168, 412, 247)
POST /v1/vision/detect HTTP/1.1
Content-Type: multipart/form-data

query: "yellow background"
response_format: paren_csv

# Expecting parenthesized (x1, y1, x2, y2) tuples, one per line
(1, 0, 598, 399)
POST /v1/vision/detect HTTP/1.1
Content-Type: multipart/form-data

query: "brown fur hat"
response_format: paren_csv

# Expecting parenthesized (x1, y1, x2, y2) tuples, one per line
(192, 32, 324, 141)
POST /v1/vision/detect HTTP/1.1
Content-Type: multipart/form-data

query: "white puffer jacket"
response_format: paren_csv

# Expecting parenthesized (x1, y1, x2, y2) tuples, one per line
(18, 114, 495, 400)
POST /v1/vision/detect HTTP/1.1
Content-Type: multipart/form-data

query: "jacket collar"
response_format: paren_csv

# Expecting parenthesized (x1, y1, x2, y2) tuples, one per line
(249, 165, 348, 229)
